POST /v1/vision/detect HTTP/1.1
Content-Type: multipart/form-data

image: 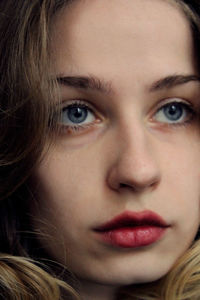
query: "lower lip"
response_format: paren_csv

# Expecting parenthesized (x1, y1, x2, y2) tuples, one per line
(96, 226, 166, 248)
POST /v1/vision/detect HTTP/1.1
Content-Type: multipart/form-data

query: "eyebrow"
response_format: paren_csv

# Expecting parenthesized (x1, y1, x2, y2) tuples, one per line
(57, 75, 112, 95)
(57, 74, 200, 94)
(150, 74, 200, 91)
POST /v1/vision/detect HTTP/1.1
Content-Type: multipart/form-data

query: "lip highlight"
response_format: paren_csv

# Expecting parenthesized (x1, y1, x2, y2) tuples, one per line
(94, 210, 169, 248)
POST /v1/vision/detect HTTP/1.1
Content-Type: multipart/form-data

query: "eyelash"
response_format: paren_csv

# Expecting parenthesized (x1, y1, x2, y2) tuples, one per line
(58, 99, 196, 135)
(152, 99, 196, 127)
(59, 100, 100, 134)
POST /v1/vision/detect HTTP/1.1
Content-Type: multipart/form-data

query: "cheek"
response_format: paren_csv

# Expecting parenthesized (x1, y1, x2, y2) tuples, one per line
(154, 135, 200, 236)
(31, 154, 105, 269)
(32, 149, 104, 228)
(163, 155, 200, 234)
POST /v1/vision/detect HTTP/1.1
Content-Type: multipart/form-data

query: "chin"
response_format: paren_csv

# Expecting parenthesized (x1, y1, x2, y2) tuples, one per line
(83, 268, 169, 287)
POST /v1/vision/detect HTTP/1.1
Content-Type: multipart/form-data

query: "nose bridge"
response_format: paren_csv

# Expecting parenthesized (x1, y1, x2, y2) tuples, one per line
(120, 120, 158, 172)
(107, 119, 161, 192)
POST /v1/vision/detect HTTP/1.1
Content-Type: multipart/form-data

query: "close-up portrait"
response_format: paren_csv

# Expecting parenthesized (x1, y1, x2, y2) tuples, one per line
(1, 0, 200, 299)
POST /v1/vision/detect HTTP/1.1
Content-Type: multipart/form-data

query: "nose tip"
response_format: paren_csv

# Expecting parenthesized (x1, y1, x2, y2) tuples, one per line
(107, 159, 160, 193)
(106, 131, 161, 193)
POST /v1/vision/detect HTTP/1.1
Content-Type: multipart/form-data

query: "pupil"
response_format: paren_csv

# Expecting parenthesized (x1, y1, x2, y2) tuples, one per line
(164, 103, 182, 121)
(68, 106, 88, 123)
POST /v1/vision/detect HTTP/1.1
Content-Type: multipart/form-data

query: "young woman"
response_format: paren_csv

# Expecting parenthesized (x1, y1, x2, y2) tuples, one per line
(1, 0, 200, 299)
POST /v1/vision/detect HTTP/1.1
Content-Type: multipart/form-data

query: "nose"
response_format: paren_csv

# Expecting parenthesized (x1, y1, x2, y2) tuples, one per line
(107, 124, 161, 193)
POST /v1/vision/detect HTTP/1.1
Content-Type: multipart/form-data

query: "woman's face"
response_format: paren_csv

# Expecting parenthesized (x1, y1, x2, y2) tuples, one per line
(33, 0, 200, 289)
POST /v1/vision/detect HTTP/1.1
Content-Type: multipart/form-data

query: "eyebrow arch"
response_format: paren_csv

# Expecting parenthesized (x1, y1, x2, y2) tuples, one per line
(57, 75, 112, 95)
(150, 74, 200, 92)
(57, 74, 200, 95)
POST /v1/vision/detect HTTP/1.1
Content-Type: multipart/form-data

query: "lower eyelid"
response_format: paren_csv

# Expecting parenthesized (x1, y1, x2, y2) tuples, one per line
(59, 120, 102, 136)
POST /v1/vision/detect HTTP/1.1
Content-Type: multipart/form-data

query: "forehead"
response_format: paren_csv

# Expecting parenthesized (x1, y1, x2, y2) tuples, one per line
(51, 0, 195, 82)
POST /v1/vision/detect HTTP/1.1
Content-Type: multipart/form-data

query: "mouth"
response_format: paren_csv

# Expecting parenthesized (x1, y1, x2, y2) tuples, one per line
(94, 210, 169, 248)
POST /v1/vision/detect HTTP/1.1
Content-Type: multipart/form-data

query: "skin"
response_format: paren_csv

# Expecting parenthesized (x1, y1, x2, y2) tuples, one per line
(32, 0, 200, 299)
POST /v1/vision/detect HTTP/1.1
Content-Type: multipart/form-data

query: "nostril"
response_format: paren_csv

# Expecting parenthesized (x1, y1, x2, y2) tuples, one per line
(119, 183, 129, 188)
(118, 178, 159, 192)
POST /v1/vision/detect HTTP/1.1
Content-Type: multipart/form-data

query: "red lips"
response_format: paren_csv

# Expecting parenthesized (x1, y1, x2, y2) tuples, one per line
(94, 210, 169, 248)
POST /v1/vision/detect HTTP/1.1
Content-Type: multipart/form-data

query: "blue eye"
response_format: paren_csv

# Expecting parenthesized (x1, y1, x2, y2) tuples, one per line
(66, 106, 88, 124)
(154, 101, 193, 124)
(60, 103, 96, 126)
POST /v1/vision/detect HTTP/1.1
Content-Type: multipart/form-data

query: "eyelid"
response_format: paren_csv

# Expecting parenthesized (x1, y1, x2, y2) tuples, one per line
(58, 98, 101, 122)
(60, 99, 96, 111)
(57, 98, 105, 135)
(155, 97, 193, 110)
(149, 97, 196, 127)
(149, 97, 193, 117)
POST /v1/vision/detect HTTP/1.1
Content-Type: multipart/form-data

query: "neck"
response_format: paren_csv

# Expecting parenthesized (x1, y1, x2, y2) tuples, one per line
(79, 280, 118, 300)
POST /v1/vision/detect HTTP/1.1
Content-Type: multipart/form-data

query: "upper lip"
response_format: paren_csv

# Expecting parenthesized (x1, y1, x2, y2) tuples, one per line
(94, 210, 169, 232)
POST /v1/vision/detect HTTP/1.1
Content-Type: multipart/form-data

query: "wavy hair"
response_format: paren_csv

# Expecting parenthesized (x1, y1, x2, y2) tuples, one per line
(0, 0, 200, 299)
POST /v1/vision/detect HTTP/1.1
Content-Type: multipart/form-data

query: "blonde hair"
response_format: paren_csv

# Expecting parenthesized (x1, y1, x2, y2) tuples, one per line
(0, 0, 200, 299)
